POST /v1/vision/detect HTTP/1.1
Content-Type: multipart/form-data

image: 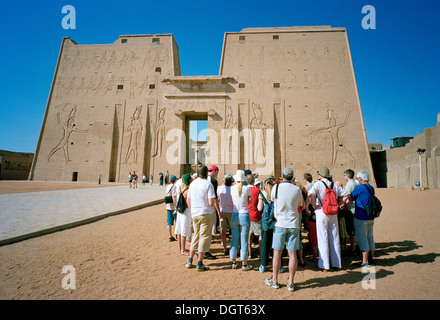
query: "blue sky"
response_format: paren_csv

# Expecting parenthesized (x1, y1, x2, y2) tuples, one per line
(0, 0, 439, 153)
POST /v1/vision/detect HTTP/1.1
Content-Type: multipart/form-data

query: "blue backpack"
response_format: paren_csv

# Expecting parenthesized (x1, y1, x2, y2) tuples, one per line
(260, 184, 278, 231)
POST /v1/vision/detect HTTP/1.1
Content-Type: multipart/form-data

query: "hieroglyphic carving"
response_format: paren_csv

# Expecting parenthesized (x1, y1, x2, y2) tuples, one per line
(311, 106, 355, 166)
(122, 105, 143, 164)
(225, 105, 237, 153)
(47, 104, 88, 163)
(250, 102, 270, 164)
(151, 107, 166, 157)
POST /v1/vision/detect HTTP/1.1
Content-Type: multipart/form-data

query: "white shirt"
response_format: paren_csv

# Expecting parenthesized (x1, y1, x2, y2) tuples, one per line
(230, 184, 251, 213)
(271, 182, 304, 229)
(165, 183, 177, 210)
(344, 179, 358, 213)
(187, 178, 215, 217)
(308, 178, 349, 210)
(217, 185, 234, 213)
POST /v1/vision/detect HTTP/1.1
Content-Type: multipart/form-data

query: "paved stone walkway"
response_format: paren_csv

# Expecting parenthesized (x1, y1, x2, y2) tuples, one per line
(0, 184, 165, 246)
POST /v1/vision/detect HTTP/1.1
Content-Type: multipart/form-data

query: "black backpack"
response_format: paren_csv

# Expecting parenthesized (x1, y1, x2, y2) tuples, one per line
(176, 186, 187, 213)
(359, 185, 382, 218)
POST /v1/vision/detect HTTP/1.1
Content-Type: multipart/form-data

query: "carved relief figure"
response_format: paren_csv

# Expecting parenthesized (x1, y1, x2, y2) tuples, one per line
(107, 51, 117, 69)
(123, 106, 143, 164)
(312, 107, 355, 166)
(47, 105, 88, 163)
(151, 108, 166, 157)
(225, 105, 237, 152)
(138, 76, 149, 95)
(250, 102, 267, 164)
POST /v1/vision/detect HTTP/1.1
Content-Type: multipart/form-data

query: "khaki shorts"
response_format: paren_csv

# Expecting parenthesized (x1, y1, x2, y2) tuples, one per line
(220, 212, 232, 229)
(191, 214, 213, 253)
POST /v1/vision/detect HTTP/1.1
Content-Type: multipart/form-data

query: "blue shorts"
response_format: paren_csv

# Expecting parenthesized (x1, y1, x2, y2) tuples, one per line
(272, 226, 301, 251)
(167, 210, 176, 226)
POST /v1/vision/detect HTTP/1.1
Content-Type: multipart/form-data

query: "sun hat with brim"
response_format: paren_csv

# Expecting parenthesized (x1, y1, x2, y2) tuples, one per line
(233, 170, 246, 182)
(317, 167, 332, 179)
(224, 173, 233, 180)
(170, 175, 178, 182)
(255, 178, 262, 186)
(208, 165, 219, 172)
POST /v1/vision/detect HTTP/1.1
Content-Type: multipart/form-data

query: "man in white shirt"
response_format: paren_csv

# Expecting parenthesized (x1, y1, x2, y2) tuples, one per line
(308, 167, 349, 271)
(264, 168, 304, 292)
(186, 166, 216, 271)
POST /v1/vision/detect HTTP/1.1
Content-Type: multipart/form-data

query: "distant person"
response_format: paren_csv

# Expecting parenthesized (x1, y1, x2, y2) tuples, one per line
(186, 166, 216, 271)
(132, 171, 138, 188)
(159, 173, 164, 186)
(128, 172, 133, 188)
(142, 173, 146, 186)
(165, 170, 169, 185)
(350, 170, 376, 267)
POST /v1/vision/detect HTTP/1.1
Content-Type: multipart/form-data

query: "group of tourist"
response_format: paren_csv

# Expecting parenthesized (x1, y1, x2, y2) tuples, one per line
(164, 164, 378, 292)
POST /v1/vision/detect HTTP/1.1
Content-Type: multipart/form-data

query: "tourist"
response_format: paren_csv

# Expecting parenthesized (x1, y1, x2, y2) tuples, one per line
(217, 173, 234, 255)
(132, 171, 138, 188)
(175, 173, 192, 255)
(159, 172, 164, 186)
(247, 175, 262, 259)
(230, 170, 253, 271)
(293, 180, 307, 267)
(308, 167, 349, 271)
(129, 172, 133, 188)
(150, 174, 153, 186)
(165, 170, 169, 185)
(303, 173, 313, 191)
(257, 178, 275, 272)
(186, 166, 216, 271)
(344, 169, 359, 255)
(303, 173, 318, 263)
(208, 165, 221, 237)
(349, 170, 376, 267)
(142, 173, 146, 186)
(335, 180, 349, 253)
(264, 168, 304, 291)
(165, 175, 178, 241)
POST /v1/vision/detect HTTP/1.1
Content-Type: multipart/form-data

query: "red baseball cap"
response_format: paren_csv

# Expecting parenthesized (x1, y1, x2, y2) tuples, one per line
(208, 165, 219, 171)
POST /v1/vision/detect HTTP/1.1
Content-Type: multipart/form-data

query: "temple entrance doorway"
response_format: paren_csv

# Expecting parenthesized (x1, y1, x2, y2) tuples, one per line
(185, 114, 208, 174)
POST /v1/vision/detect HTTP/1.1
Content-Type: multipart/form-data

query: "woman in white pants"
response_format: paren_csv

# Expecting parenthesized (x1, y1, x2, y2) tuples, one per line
(308, 168, 349, 271)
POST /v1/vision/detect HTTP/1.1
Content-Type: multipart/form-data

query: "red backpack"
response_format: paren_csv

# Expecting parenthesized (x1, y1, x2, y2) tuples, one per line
(321, 181, 339, 215)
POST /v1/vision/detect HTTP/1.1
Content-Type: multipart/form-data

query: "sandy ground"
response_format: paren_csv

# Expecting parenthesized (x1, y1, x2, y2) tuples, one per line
(0, 183, 439, 300)
(0, 181, 120, 194)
